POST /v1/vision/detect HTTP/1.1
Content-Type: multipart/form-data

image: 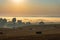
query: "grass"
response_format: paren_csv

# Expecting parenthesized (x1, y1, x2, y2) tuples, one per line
(0, 24, 60, 40)
(0, 34, 60, 40)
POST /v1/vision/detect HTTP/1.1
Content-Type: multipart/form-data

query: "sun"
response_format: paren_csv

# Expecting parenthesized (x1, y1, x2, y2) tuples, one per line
(11, 0, 24, 4)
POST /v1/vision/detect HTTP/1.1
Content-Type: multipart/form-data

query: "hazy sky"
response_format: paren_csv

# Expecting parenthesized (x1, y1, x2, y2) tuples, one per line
(0, 0, 60, 17)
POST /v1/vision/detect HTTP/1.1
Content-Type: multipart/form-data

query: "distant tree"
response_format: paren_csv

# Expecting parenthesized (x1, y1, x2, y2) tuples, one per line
(3, 18, 7, 24)
(22, 22, 25, 24)
(0, 18, 7, 27)
(12, 18, 16, 24)
(17, 20, 22, 24)
(0, 18, 3, 22)
(0, 18, 3, 27)
(26, 22, 31, 25)
(39, 21, 45, 25)
(12, 18, 17, 28)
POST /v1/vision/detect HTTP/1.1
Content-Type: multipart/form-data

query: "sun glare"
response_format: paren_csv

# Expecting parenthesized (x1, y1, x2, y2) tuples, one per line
(11, 0, 24, 4)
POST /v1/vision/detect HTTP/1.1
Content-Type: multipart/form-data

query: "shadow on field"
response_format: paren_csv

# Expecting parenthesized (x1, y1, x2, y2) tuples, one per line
(0, 34, 60, 40)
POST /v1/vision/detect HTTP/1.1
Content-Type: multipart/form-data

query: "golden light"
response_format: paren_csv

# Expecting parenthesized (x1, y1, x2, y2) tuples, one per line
(10, 0, 24, 4)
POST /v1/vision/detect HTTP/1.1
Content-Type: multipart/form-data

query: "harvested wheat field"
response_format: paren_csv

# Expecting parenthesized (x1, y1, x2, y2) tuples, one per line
(0, 27, 60, 40)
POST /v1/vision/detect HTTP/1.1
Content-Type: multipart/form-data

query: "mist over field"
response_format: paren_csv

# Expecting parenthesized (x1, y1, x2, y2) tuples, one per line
(0, 0, 60, 40)
(0, 17, 60, 22)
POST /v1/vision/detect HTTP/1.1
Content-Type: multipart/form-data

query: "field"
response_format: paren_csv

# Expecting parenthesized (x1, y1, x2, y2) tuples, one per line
(0, 34, 60, 40)
(0, 24, 60, 40)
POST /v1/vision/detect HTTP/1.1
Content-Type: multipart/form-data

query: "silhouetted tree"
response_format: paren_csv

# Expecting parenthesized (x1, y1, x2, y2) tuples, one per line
(12, 18, 16, 24)
(3, 18, 7, 24)
(12, 18, 17, 28)
(39, 21, 45, 25)
(0, 18, 7, 27)
(22, 22, 25, 24)
(26, 22, 31, 25)
(0, 18, 3, 22)
(0, 18, 3, 27)
(17, 20, 22, 24)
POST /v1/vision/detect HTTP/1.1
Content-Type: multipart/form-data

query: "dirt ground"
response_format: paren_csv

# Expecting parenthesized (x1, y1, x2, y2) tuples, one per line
(0, 25, 60, 40)
(0, 34, 60, 40)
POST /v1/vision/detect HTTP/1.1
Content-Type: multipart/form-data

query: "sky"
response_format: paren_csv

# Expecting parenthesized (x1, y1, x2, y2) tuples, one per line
(0, 0, 60, 17)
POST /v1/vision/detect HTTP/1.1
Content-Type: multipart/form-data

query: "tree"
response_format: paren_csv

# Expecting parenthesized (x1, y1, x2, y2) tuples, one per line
(12, 18, 16, 23)
(0, 18, 3, 27)
(0, 18, 7, 27)
(0, 18, 3, 23)
(39, 21, 45, 25)
(3, 18, 7, 24)
(12, 18, 17, 28)
(26, 22, 31, 25)
(17, 20, 22, 24)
